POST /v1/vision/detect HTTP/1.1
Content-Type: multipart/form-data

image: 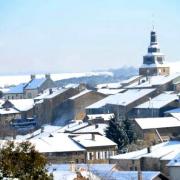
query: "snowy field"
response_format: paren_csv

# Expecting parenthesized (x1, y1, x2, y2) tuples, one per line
(0, 71, 113, 88)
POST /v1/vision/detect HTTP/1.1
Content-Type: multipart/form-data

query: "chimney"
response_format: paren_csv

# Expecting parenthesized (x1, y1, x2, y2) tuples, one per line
(45, 74, 51, 79)
(41, 127, 44, 133)
(31, 74, 35, 80)
(147, 146, 151, 153)
(95, 124, 99, 129)
(92, 134, 95, 141)
(49, 88, 53, 95)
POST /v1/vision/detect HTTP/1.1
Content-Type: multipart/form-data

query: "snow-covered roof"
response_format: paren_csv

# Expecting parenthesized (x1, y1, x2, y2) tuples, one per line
(64, 83, 79, 89)
(126, 73, 180, 89)
(120, 75, 140, 85)
(48, 164, 164, 180)
(97, 88, 125, 95)
(25, 78, 46, 89)
(167, 153, 180, 167)
(73, 134, 117, 148)
(165, 108, 180, 114)
(111, 141, 180, 160)
(86, 89, 156, 109)
(0, 108, 20, 115)
(87, 113, 114, 121)
(135, 93, 178, 109)
(96, 82, 122, 89)
(6, 83, 26, 94)
(58, 122, 89, 133)
(135, 117, 180, 130)
(10, 99, 34, 111)
(48, 164, 77, 180)
(170, 113, 180, 121)
(34, 88, 67, 100)
(74, 124, 108, 136)
(30, 133, 86, 153)
(69, 89, 91, 100)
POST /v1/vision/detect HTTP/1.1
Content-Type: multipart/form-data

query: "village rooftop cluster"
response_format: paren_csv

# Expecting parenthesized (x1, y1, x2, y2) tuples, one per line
(0, 29, 180, 180)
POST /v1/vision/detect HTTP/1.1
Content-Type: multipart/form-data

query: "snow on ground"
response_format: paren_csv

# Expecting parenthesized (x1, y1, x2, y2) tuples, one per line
(0, 72, 113, 88)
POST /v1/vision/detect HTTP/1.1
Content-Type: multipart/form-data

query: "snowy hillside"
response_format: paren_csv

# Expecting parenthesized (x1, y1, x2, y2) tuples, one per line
(0, 72, 113, 88)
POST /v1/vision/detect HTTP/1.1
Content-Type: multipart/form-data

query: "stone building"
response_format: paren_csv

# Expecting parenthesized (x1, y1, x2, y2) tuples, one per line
(167, 153, 180, 180)
(4, 74, 56, 100)
(0, 99, 34, 126)
(24, 74, 56, 99)
(67, 90, 107, 120)
(131, 93, 179, 118)
(34, 88, 80, 125)
(29, 133, 86, 164)
(86, 88, 157, 120)
(73, 134, 117, 163)
(139, 29, 170, 76)
(110, 140, 180, 176)
(134, 117, 180, 142)
(3, 83, 26, 100)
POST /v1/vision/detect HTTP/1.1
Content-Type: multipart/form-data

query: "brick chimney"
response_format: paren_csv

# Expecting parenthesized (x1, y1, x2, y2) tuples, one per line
(92, 134, 95, 141)
(31, 74, 35, 80)
(45, 74, 51, 79)
(147, 146, 151, 153)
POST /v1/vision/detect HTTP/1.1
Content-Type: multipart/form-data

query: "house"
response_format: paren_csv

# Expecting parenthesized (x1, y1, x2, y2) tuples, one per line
(34, 88, 79, 125)
(15, 124, 117, 164)
(131, 93, 179, 118)
(29, 133, 86, 164)
(110, 140, 180, 176)
(48, 164, 169, 180)
(4, 83, 26, 99)
(167, 153, 180, 180)
(73, 134, 117, 163)
(86, 113, 114, 123)
(4, 74, 56, 99)
(0, 99, 34, 126)
(86, 88, 157, 120)
(125, 73, 180, 92)
(73, 123, 108, 136)
(134, 117, 180, 142)
(24, 74, 56, 99)
(66, 90, 107, 120)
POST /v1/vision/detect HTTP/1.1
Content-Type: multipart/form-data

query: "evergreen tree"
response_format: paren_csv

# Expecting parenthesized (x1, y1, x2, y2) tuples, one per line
(105, 117, 129, 150)
(0, 141, 53, 180)
(124, 119, 137, 144)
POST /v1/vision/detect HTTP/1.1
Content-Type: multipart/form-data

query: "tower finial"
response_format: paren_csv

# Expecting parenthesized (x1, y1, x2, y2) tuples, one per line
(152, 14, 155, 31)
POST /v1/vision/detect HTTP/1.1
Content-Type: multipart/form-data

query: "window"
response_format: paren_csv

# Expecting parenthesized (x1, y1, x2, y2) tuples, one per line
(88, 152, 93, 160)
(28, 93, 32, 98)
(98, 152, 100, 159)
(105, 151, 107, 159)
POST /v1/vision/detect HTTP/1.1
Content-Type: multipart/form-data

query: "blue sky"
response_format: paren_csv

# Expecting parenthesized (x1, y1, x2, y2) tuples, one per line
(0, 0, 179, 74)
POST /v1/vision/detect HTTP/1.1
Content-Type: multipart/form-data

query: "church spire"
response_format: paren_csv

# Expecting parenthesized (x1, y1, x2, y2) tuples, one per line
(139, 28, 170, 76)
(148, 29, 160, 53)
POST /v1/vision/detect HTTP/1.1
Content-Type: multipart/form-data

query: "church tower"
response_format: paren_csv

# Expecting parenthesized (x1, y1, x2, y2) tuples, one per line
(139, 29, 170, 76)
